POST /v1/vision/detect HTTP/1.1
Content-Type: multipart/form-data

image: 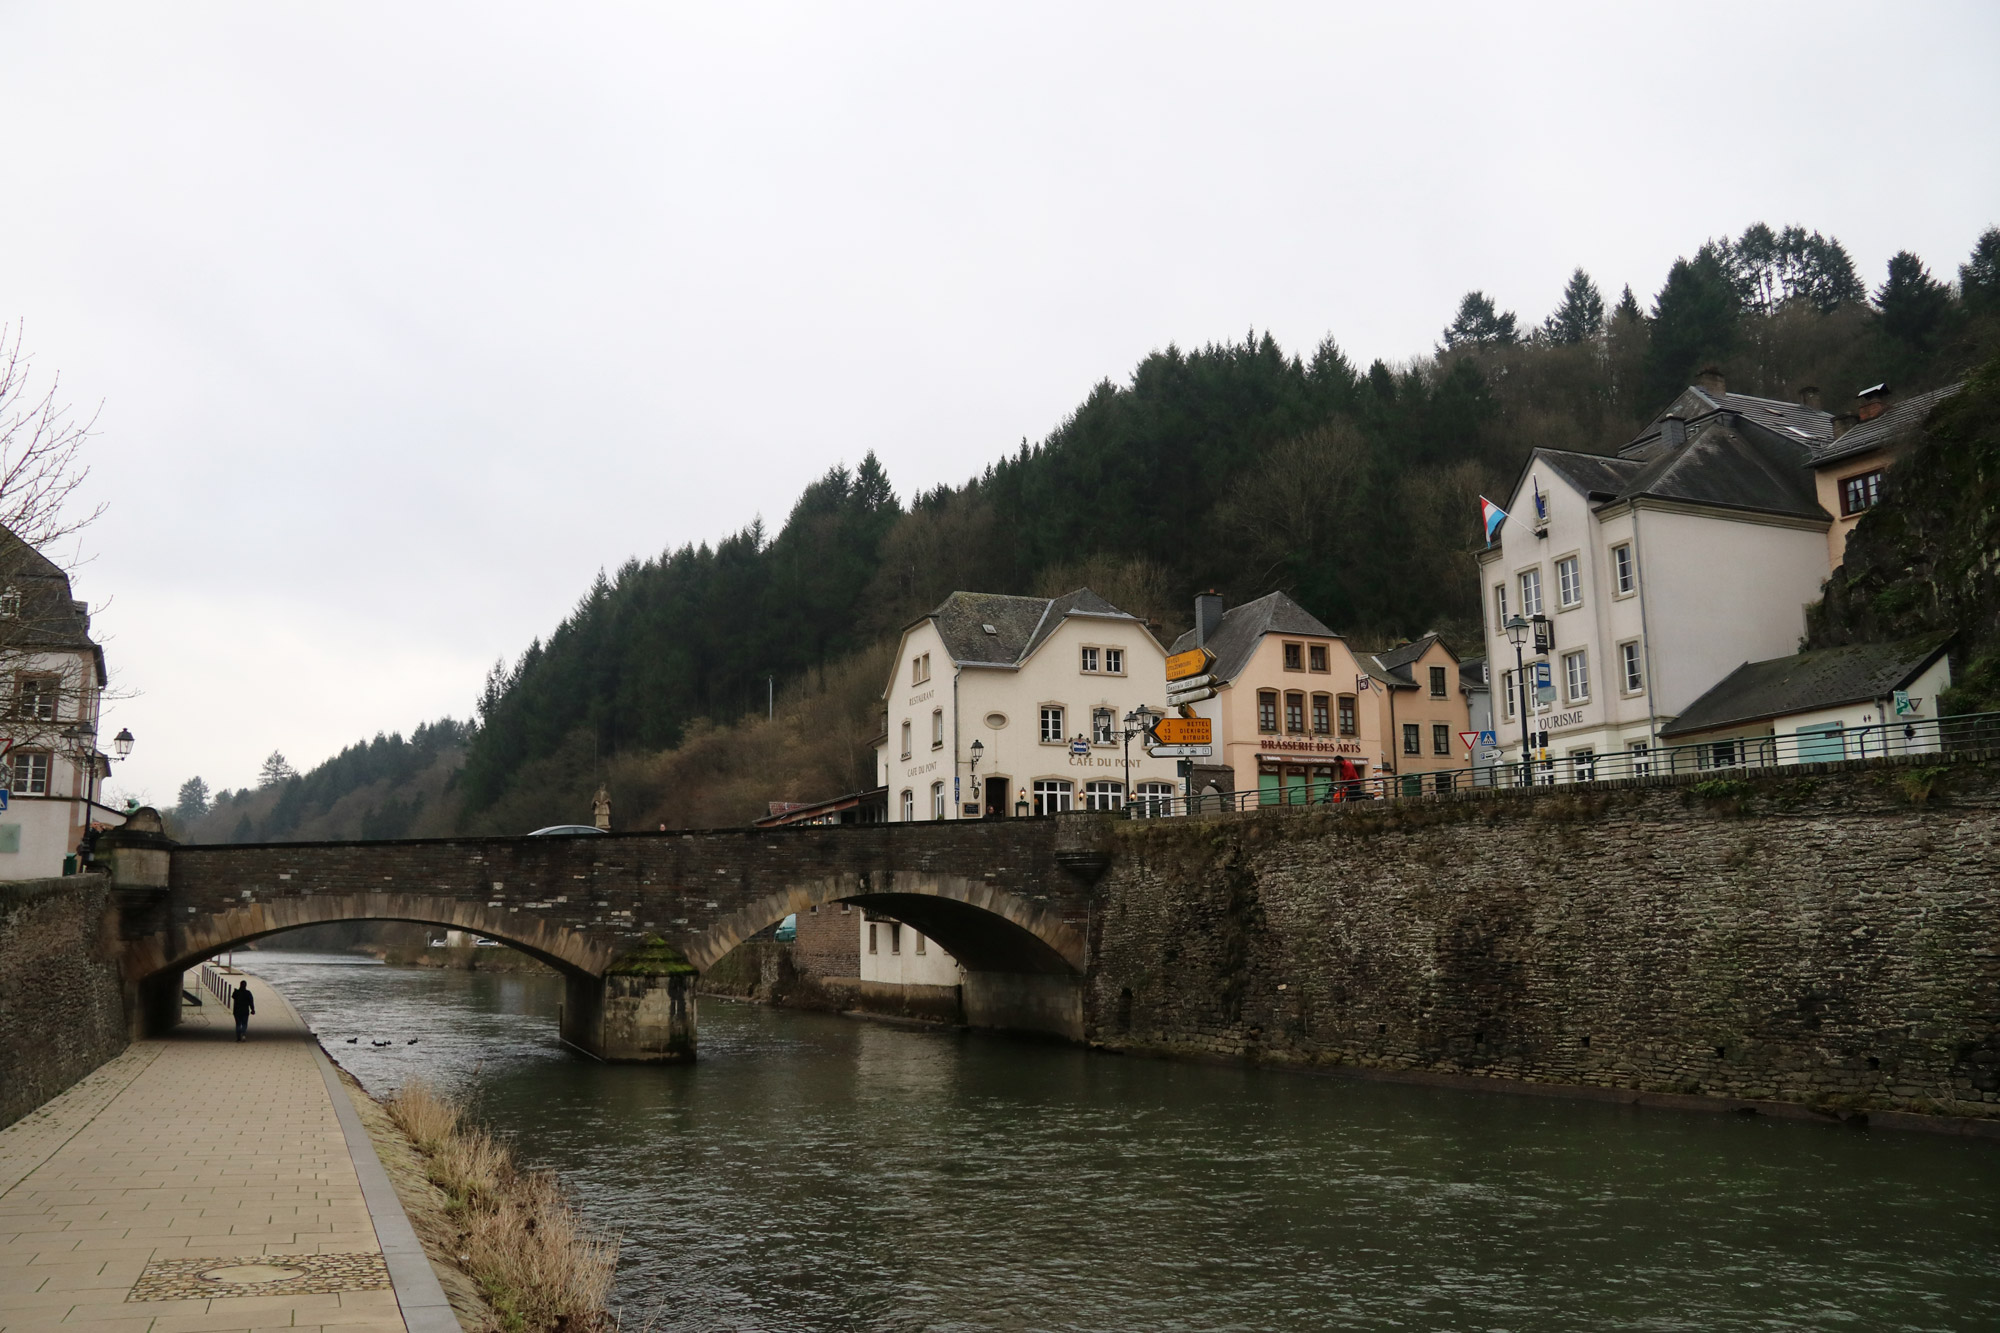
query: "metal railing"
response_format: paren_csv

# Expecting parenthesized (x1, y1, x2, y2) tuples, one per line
(1115, 710, 2000, 818)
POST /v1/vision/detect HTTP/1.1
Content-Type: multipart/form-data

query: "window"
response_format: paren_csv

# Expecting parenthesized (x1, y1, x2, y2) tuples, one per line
(1040, 706, 1064, 743)
(1708, 740, 1738, 769)
(1571, 747, 1596, 782)
(1312, 694, 1330, 734)
(1564, 649, 1590, 702)
(1283, 642, 1304, 671)
(890, 924, 902, 955)
(1403, 723, 1420, 755)
(1629, 741, 1651, 777)
(1285, 692, 1305, 734)
(1308, 645, 1329, 672)
(1612, 544, 1635, 595)
(1494, 584, 1508, 625)
(15, 676, 57, 722)
(931, 709, 944, 749)
(1556, 556, 1581, 609)
(900, 721, 911, 760)
(1841, 470, 1884, 516)
(6, 750, 47, 796)
(1433, 723, 1451, 756)
(1092, 708, 1115, 745)
(931, 781, 945, 819)
(1620, 641, 1644, 693)
(1519, 568, 1543, 617)
(900, 789, 914, 821)
(1105, 648, 1123, 675)
(1084, 780, 1124, 811)
(1428, 665, 1447, 698)
(868, 923, 878, 954)
(915, 933, 927, 955)
(1337, 695, 1357, 736)
(1031, 779, 1073, 815)
(1080, 646, 1100, 673)
(1502, 670, 1516, 719)
(1133, 781, 1175, 816)
(0, 587, 17, 619)
(912, 653, 930, 685)
(1258, 691, 1278, 733)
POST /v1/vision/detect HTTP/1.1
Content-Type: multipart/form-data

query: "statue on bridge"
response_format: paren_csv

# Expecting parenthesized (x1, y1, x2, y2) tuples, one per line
(593, 785, 611, 831)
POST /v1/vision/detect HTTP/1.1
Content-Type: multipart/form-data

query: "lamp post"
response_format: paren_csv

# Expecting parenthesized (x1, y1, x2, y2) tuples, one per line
(1503, 614, 1532, 787)
(1122, 704, 1162, 815)
(968, 738, 983, 818)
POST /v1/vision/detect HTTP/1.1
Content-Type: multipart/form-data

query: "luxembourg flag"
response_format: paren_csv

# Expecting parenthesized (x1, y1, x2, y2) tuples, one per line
(1479, 496, 1507, 543)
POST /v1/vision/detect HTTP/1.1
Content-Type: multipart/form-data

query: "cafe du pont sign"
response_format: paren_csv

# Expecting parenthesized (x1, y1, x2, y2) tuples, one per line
(1259, 736, 1365, 756)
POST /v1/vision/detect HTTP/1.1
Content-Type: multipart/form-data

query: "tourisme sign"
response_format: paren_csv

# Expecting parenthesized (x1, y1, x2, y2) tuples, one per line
(1166, 647, 1214, 682)
(1150, 717, 1212, 746)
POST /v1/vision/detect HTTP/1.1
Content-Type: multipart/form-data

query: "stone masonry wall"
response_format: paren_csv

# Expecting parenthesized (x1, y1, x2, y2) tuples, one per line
(1, 876, 128, 1128)
(1086, 755, 2000, 1121)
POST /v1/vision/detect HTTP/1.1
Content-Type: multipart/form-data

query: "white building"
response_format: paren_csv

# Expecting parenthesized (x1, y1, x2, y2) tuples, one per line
(1476, 378, 1839, 778)
(0, 536, 119, 879)
(857, 910, 965, 987)
(876, 589, 1178, 819)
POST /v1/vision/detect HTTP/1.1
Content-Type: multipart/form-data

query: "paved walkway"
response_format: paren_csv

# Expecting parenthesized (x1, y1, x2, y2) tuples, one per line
(0, 977, 427, 1333)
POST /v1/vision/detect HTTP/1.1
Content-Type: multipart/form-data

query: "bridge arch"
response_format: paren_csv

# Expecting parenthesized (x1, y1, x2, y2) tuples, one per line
(147, 892, 612, 982)
(689, 870, 1086, 975)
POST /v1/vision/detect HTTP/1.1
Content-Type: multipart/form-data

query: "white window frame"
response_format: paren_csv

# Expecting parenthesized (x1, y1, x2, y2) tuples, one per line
(1494, 583, 1508, 626)
(1519, 568, 1543, 618)
(899, 721, 911, 760)
(7, 750, 48, 796)
(1432, 723, 1451, 756)
(1629, 740, 1651, 777)
(1031, 778, 1073, 815)
(1080, 646, 1100, 673)
(1092, 707, 1115, 745)
(1563, 649, 1590, 703)
(1555, 555, 1582, 610)
(1083, 780, 1124, 811)
(912, 653, 930, 685)
(899, 789, 914, 821)
(1619, 641, 1644, 694)
(1611, 543, 1635, 597)
(1133, 781, 1175, 817)
(930, 781, 945, 819)
(1502, 669, 1517, 720)
(1570, 747, 1596, 783)
(931, 709, 944, 749)
(1104, 647, 1124, 675)
(1039, 706, 1064, 744)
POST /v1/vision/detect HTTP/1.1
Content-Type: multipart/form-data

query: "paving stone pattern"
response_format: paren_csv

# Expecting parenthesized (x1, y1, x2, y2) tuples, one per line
(0, 976, 407, 1333)
(127, 1252, 388, 1301)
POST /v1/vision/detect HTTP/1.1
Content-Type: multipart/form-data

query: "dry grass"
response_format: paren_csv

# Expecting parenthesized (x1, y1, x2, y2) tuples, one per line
(387, 1079, 618, 1332)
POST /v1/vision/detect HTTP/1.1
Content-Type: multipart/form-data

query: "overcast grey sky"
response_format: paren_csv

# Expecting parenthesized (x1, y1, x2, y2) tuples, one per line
(1, 1, 1995, 804)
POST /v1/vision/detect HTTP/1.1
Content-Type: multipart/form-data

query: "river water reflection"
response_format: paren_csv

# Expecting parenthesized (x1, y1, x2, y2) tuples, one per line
(243, 950, 2000, 1332)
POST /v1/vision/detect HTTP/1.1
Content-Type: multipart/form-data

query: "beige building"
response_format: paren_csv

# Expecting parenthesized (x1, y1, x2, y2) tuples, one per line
(1810, 383, 1960, 569)
(1169, 591, 1383, 804)
(876, 589, 1177, 819)
(1362, 634, 1472, 793)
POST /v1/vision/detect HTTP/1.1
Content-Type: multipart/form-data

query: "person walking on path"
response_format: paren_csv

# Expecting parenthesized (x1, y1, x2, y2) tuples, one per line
(232, 979, 255, 1041)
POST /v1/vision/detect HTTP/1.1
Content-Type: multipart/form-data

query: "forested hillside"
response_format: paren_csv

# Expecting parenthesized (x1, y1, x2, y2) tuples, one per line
(177, 222, 2000, 839)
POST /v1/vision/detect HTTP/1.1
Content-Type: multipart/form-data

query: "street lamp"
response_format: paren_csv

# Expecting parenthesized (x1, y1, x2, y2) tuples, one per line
(113, 728, 134, 759)
(1122, 704, 1162, 815)
(1503, 614, 1533, 787)
(968, 738, 983, 818)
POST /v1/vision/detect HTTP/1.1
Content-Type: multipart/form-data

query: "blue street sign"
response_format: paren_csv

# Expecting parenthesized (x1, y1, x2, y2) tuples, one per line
(1069, 739, 1091, 756)
(1477, 730, 1497, 747)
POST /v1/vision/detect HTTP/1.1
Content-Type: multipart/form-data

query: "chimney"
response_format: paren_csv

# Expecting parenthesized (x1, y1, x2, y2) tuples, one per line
(1856, 383, 1892, 424)
(1799, 386, 1822, 410)
(1195, 591, 1225, 646)
(1662, 415, 1687, 447)
(1832, 412, 1858, 439)
(1696, 366, 1726, 398)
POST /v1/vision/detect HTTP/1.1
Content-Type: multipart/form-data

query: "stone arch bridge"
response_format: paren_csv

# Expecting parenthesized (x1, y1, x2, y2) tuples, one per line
(102, 810, 1112, 1060)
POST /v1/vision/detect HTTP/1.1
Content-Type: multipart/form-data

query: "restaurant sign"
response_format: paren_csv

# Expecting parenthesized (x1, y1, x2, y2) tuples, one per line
(1258, 737, 1365, 756)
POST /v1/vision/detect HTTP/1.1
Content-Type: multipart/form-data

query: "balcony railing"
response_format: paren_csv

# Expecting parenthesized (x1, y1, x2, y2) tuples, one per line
(1119, 710, 2000, 817)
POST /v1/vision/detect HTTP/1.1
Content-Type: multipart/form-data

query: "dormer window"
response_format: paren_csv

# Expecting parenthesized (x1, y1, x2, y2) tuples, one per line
(1282, 642, 1304, 671)
(1080, 646, 1100, 673)
(15, 675, 57, 722)
(1308, 645, 1328, 672)
(911, 653, 931, 685)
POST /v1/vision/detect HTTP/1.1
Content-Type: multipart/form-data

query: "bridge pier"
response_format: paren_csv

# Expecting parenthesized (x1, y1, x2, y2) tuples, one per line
(962, 972, 1084, 1042)
(561, 938, 699, 1062)
(98, 809, 184, 1039)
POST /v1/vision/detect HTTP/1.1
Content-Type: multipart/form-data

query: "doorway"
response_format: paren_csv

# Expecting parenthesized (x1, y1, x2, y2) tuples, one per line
(984, 776, 1009, 818)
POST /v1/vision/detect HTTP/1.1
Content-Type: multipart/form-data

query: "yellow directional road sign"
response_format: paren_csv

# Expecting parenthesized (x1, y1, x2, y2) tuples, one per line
(1151, 717, 1212, 746)
(1166, 647, 1213, 682)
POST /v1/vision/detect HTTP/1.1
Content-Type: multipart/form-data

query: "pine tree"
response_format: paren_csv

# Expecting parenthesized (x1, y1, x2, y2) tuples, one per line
(1875, 251, 1955, 355)
(174, 776, 210, 822)
(258, 751, 299, 787)
(1440, 291, 1519, 349)
(1542, 269, 1605, 345)
(1960, 227, 2000, 319)
(1645, 246, 1740, 403)
(1612, 284, 1643, 324)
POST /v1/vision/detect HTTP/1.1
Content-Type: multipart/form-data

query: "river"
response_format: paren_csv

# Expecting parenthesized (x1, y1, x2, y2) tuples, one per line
(239, 949, 2000, 1332)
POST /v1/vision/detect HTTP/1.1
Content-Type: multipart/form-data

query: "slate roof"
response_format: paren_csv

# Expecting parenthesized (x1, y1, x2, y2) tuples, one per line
(1363, 632, 1457, 688)
(1620, 387, 1834, 461)
(0, 527, 103, 674)
(1658, 632, 1954, 739)
(1458, 656, 1488, 689)
(1812, 383, 1962, 467)
(919, 588, 1138, 669)
(1167, 591, 1338, 686)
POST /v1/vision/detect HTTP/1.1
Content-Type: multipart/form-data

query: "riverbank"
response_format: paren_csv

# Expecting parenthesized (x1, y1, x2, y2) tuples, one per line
(379, 945, 554, 974)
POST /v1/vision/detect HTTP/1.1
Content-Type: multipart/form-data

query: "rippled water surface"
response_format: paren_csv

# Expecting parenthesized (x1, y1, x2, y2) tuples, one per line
(243, 949, 2000, 1332)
